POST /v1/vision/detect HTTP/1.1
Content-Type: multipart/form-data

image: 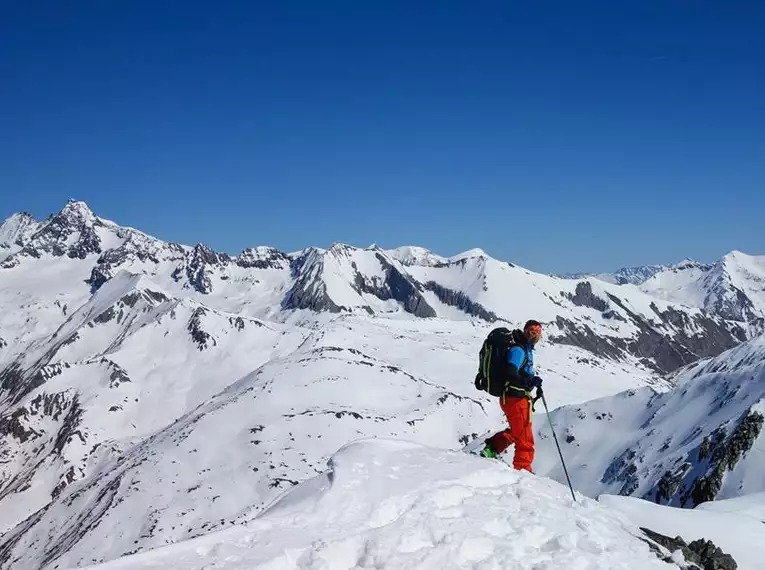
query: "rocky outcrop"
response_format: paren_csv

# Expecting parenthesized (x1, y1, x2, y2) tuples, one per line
(87, 235, 186, 291)
(601, 447, 640, 495)
(282, 248, 438, 317)
(650, 303, 745, 360)
(550, 317, 627, 362)
(188, 307, 216, 350)
(564, 281, 609, 312)
(235, 247, 290, 270)
(552, 286, 743, 374)
(640, 527, 737, 569)
(423, 281, 499, 321)
(688, 411, 763, 506)
(282, 249, 344, 313)
(707, 285, 760, 323)
(179, 244, 230, 294)
(353, 253, 437, 318)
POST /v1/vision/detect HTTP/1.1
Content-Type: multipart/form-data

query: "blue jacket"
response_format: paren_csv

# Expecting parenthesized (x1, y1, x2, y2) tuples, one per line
(506, 343, 535, 391)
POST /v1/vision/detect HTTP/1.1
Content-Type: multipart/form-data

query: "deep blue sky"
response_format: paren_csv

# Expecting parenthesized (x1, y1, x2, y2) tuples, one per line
(1, 1, 763, 274)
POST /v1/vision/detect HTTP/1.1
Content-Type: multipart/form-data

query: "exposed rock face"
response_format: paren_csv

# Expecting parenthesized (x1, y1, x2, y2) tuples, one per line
(565, 281, 609, 312)
(282, 248, 344, 313)
(353, 253, 437, 318)
(551, 285, 743, 375)
(640, 527, 737, 570)
(1, 201, 103, 266)
(181, 244, 229, 294)
(235, 247, 290, 270)
(688, 411, 763, 506)
(423, 281, 499, 321)
(708, 285, 760, 323)
(188, 307, 216, 350)
(283, 247, 437, 317)
(87, 234, 186, 291)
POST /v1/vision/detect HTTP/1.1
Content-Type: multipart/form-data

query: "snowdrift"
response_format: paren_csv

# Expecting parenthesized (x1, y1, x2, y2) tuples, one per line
(75, 439, 696, 570)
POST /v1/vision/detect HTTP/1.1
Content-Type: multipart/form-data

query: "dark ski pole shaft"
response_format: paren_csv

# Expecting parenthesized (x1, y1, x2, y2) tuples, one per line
(541, 394, 576, 502)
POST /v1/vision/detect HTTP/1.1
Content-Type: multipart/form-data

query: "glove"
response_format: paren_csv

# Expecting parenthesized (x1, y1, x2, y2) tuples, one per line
(531, 376, 543, 397)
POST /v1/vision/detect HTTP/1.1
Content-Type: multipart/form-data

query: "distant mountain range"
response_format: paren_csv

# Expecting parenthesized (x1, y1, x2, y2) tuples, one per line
(1, 200, 763, 568)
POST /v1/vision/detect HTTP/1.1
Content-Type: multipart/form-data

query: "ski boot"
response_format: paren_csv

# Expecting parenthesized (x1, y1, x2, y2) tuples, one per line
(479, 442, 498, 459)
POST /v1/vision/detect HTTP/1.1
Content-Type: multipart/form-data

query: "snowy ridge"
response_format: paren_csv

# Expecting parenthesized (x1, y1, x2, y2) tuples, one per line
(561, 262, 679, 285)
(1, 201, 757, 374)
(535, 333, 765, 507)
(61, 440, 737, 570)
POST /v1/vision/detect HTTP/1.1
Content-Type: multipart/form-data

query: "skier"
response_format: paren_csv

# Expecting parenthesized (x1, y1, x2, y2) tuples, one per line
(479, 319, 544, 472)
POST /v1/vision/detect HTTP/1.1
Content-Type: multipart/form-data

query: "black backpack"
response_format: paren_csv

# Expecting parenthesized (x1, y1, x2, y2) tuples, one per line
(474, 327, 528, 397)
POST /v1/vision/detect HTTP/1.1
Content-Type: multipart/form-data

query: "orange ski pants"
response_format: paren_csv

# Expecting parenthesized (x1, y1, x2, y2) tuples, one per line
(487, 395, 534, 472)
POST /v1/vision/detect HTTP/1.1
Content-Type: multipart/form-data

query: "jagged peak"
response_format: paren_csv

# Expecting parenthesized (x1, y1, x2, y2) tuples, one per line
(0, 211, 40, 246)
(2, 211, 37, 224)
(327, 242, 358, 253)
(58, 199, 96, 223)
(670, 258, 711, 272)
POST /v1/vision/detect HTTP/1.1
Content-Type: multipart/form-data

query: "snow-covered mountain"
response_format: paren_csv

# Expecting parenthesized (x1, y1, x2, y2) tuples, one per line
(0, 200, 761, 568)
(562, 262, 676, 286)
(535, 333, 765, 508)
(567, 253, 765, 336)
(0, 201, 756, 375)
(640, 253, 765, 333)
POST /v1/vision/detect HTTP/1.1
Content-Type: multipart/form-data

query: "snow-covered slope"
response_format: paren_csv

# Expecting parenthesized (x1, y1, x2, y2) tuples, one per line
(534, 334, 765, 507)
(0, 303, 663, 568)
(46, 440, 748, 570)
(0, 200, 760, 569)
(695, 490, 765, 521)
(0, 270, 305, 536)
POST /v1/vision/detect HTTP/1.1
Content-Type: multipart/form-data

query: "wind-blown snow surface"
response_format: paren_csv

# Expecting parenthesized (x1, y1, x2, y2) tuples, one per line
(73, 440, 677, 570)
(534, 334, 765, 507)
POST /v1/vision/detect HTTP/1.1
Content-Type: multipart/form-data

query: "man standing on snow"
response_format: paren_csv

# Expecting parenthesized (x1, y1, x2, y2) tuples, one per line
(479, 319, 544, 472)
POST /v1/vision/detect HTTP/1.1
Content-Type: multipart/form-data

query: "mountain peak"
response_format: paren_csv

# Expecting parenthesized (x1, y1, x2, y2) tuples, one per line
(385, 245, 443, 267)
(449, 247, 487, 261)
(0, 211, 40, 249)
(59, 199, 96, 223)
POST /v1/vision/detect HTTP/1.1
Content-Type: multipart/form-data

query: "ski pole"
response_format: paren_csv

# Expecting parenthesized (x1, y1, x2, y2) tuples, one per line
(541, 393, 576, 503)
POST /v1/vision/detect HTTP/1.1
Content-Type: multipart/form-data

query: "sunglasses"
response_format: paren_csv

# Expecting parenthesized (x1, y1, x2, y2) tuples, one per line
(526, 325, 543, 338)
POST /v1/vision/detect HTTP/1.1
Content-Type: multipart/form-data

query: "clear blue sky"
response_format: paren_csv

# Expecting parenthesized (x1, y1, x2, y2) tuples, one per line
(1, 1, 763, 274)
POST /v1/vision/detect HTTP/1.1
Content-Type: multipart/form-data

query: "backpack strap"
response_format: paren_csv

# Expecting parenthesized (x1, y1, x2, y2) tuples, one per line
(503, 341, 532, 398)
